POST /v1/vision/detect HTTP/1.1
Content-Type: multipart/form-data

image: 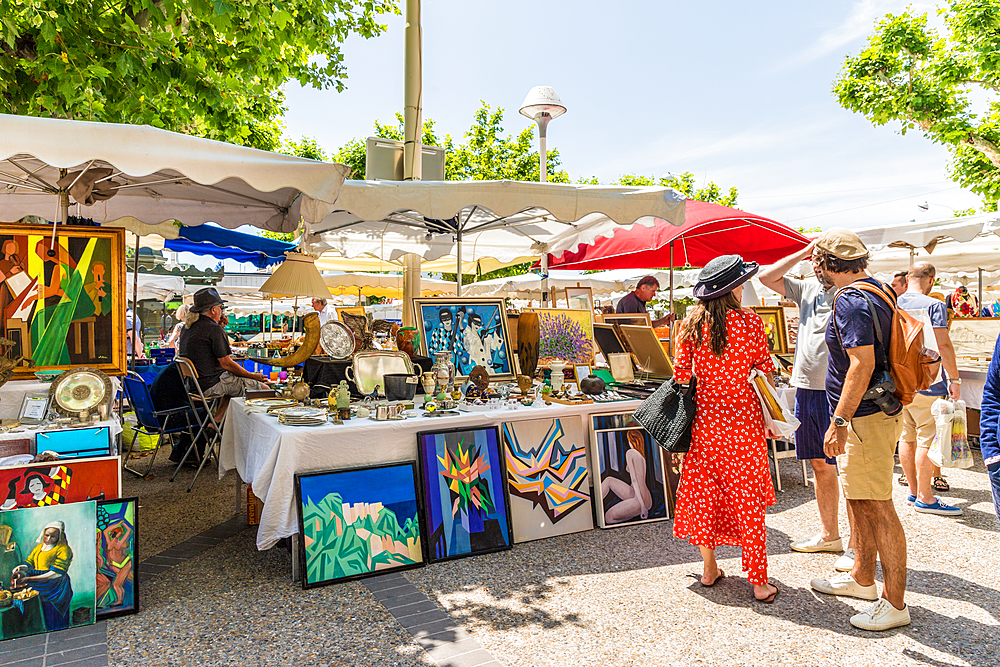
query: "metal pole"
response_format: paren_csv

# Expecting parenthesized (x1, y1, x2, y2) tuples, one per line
(540, 253, 549, 306)
(669, 241, 675, 356)
(536, 116, 550, 183)
(403, 0, 422, 182)
(979, 267, 984, 316)
(130, 233, 139, 368)
(456, 230, 463, 297)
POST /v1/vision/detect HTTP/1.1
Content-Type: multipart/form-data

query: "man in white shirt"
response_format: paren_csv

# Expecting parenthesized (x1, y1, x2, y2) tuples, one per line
(311, 298, 332, 326)
(759, 240, 857, 571)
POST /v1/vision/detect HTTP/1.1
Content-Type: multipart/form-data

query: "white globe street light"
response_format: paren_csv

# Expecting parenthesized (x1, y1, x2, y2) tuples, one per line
(519, 86, 566, 183)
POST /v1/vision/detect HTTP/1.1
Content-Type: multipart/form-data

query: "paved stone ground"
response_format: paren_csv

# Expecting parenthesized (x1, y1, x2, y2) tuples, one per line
(2, 450, 997, 667)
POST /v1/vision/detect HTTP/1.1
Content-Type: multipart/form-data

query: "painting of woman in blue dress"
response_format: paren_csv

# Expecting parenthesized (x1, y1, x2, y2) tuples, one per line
(12, 521, 75, 631)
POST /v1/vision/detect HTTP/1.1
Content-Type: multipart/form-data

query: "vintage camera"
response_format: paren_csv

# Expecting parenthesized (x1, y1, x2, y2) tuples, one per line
(863, 370, 902, 416)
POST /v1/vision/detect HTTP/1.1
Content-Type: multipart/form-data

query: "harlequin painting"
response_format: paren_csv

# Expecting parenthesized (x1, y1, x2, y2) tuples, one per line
(295, 463, 424, 588)
(413, 298, 514, 380)
(0, 224, 126, 380)
(417, 426, 512, 562)
(501, 417, 594, 543)
(0, 456, 122, 511)
(96, 497, 138, 619)
(0, 501, 98, 641)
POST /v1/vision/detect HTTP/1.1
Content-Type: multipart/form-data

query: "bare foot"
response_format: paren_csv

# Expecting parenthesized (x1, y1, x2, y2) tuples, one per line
(753, 583, 778, 602)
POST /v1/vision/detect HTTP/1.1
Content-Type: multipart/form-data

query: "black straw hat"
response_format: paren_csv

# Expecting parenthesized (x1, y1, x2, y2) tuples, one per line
(190, 287, 226, 313)
(692, 255, 759, 301)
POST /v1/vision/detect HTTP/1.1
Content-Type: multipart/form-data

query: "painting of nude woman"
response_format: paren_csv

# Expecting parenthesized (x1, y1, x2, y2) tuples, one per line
(95, 497, 138, 618)
(0, 224, 126, 380)
(590, 413, 669, 528)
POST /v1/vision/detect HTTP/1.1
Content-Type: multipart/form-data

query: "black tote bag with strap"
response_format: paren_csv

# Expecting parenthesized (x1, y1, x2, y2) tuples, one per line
(633, 376, 697, 453)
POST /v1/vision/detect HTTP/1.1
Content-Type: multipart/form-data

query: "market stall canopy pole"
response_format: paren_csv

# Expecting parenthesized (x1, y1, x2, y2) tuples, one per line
(544, 200, 809, 270)
(0, 114, 350, 232)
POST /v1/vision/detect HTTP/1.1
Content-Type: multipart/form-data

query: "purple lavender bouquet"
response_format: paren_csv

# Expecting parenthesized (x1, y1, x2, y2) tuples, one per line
(538, 312, 593, 363)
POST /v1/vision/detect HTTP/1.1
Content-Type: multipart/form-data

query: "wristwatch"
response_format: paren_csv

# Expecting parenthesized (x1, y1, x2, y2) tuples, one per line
(833, 415, 850, 428)
(949, 378, 962, 385)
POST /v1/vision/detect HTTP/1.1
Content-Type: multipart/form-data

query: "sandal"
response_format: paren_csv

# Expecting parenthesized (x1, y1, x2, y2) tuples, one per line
(701, 569, 725, 587)
(932, 476, 950, 492)
(897, 473, 908, 486)
(754, 583, 779, 604)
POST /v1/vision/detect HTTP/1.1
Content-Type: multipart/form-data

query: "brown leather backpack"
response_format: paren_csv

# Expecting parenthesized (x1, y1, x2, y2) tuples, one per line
(841, 281, 941, 406)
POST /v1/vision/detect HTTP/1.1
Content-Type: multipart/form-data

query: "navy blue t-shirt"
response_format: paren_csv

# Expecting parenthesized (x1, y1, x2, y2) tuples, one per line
(826, 278, 895, 418)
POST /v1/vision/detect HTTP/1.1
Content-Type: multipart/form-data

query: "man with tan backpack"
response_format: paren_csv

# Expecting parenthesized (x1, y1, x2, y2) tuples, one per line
(807, 228, 940, 632)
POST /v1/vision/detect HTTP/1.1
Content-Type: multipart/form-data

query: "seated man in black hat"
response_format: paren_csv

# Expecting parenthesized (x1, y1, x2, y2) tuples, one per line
(179, 287, 270, 398)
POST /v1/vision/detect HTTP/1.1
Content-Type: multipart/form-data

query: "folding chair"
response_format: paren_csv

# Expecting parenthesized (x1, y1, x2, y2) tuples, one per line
(171, 356, 227, 492)
(121, 372, 192, 478)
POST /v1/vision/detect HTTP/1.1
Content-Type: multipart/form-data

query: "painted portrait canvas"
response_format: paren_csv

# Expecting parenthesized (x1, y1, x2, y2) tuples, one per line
(417, 426, 512, 562)
(526, 307, 596, 365)
(0, 501, 97, 641)
(0, 456, 121, 511)
(0, 224, 126, 380)
(750, 307, 788, 355)
(502, 417, 594, 543)
(413, 298, 514, 380)
(295, 463, 424, 588)
(96, 497, 138, 619)
(590, 412, 670, 529)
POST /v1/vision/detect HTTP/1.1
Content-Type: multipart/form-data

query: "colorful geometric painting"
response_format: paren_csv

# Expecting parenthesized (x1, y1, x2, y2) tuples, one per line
(414, 297, 514, 380)
(526, 307, 596, 365)
(0, 456, 121, 511)
(0, 224, 126, 380)
(590, 412, 670, 529)
(96, 497, 138, 619)
(417, 426, 512, 562)
(295, 463, 424, 588)
(501, 417, 594, 543)
(0, 501, 97, 641)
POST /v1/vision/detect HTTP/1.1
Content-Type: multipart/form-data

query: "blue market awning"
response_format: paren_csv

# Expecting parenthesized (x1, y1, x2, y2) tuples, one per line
(165, 224, 296, 268)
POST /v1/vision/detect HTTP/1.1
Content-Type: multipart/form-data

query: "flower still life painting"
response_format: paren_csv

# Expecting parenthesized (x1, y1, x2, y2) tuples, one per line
(527, 308, 595, 365)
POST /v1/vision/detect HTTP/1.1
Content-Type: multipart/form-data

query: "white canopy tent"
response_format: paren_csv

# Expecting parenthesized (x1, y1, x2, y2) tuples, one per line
(323, 272, 453, 298)
(855, 214, 991, 253)
(0, 114, 350, 232)
(125, 274, 185, 302)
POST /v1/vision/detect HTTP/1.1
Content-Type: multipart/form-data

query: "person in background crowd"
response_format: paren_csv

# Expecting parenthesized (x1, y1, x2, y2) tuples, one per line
(166, 305, 189, 350)
(311, 297, 332, 326)
(758, 240, 857, 572)
(890, 271, 908, 297)
(615, 276, 673, 327)
(179, 288, 269, 398)
(125, 304, 145, 359)
(672, 255, 779, 604)
(809, 228, 910, 632)
(976, 333, 1000, 528)
(896, 262, 963, 517)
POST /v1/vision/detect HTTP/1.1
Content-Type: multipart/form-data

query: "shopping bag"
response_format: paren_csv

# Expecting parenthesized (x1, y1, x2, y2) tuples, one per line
(122, 412, 160, 452)
(930, 398, 974, 469)
(749, 370, 800, 441)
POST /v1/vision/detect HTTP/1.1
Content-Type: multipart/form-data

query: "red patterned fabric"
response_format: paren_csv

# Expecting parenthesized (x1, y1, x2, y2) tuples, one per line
(672, 309, 776, 584)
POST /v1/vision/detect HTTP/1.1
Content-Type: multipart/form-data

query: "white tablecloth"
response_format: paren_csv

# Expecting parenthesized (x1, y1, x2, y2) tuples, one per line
(220, 398, 643, 550)
(0, 377, 121, 420)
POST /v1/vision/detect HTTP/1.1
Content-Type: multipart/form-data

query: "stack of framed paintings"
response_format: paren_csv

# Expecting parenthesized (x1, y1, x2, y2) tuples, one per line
(417, 426, 513, 562)
(589, 412, 677, 528)
(0, 456, 122, 510)
(501, 417, 594, 543)
(294, 463, 425, 589)
(412, 298, 515, 381)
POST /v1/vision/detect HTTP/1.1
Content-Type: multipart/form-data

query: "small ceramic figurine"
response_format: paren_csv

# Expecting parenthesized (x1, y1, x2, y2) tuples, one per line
(336, 380, 352, 420)
(466, 365, 491, 401)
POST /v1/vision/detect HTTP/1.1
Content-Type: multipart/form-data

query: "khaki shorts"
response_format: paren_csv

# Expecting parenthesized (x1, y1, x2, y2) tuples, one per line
(837, 411, 903, 501)
(901, 392, 939, 448)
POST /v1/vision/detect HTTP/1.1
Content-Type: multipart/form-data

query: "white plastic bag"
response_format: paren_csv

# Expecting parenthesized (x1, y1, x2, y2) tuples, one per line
(930, 398, 974, 469)
(750, 370, 800, 441)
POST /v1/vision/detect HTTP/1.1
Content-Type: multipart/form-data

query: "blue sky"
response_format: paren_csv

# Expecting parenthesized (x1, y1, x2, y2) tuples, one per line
(191, 1, 982, 272)
(280, 0, 980, 228)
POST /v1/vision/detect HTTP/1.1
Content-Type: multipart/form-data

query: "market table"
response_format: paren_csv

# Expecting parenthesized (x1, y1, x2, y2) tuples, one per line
(219, 397, 643, 552)
(0, 378, 121, 421)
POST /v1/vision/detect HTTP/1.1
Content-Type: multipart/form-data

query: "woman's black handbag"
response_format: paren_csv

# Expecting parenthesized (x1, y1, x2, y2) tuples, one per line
(633, 377, 697, 453)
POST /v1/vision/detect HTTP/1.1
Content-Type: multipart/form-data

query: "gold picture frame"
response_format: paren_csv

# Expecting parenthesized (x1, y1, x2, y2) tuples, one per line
(602, 312, 653, 327)
(751, 306, 788, 355)
(0, 223, 126, 379)
(412, 297, 515, 381)
(335, 305, 366, 323)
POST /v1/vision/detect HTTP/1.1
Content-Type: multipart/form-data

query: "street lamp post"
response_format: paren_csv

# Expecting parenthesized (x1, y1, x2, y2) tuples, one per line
(520, 86, 565, 306)
(519, 86, 566, 183)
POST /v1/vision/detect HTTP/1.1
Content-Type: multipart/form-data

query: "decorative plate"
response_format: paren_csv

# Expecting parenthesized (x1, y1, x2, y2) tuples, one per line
(49, 367, 112, 416)
(246, 398, 298, 408)
(273, 406, 327, 419)
(320, 321, 356, 359)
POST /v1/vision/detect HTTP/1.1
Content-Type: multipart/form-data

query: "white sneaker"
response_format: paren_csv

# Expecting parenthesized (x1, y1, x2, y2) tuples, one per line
(810, 572, 879, 600)
(834, 548, 855, 572)
(850, 598, 911, 631)
(790, 534, 844, 553)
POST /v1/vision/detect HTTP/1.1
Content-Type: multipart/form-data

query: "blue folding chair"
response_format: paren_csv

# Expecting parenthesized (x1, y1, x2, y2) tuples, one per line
(122, 371, 193, 478)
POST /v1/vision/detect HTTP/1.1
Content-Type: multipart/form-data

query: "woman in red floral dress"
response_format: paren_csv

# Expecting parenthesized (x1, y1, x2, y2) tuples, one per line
(672, 255, 779, 603)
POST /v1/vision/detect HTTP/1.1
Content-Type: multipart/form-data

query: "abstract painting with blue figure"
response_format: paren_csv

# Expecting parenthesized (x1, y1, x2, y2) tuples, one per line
(415, 298, 515, 381)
